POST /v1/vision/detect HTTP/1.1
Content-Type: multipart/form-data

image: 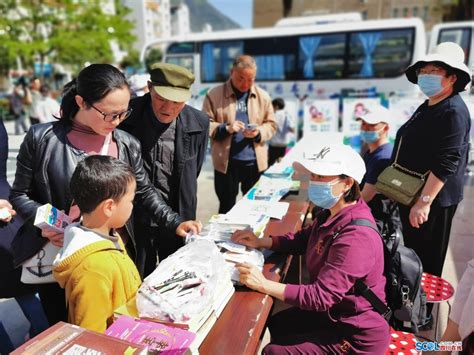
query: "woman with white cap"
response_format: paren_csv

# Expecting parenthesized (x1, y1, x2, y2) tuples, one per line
(232, 143, 389, 354)
(395, 42, 471, 322)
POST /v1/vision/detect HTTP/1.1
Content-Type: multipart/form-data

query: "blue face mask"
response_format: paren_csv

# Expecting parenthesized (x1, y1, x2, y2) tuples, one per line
(417, 74, 443, 97)
(360, 128, 382, 144)
(308, 179, 343, 209)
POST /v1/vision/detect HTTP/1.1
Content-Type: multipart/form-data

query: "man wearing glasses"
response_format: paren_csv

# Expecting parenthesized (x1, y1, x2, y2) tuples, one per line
(120, 63, 209, 276)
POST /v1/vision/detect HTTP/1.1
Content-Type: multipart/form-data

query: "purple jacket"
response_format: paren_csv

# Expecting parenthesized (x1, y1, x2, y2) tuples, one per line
(272, 199, 388, 334)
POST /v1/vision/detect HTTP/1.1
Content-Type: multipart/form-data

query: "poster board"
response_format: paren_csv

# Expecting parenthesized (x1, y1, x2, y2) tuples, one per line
(342, 98, 381, 152)
(388, 97, 423, 141)
(303, 99, 339, 136)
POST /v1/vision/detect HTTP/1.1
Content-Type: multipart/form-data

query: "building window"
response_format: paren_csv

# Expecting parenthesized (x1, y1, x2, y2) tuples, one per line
(413, 7, 418, 17)
(423, 6, 429, 20)
(392, 8, 399, 18)
(403, 7, 409, 17)
(362, 10, 368, 20)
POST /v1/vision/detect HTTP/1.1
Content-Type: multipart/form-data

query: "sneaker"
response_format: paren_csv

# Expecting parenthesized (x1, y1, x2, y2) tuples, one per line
(419, 314, 433, 331)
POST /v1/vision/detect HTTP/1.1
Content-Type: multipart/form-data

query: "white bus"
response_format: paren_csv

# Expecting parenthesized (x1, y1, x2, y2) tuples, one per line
(429, 21, 473, 82)
(429, 21, 473, 63)
(142, 17, 426, 100)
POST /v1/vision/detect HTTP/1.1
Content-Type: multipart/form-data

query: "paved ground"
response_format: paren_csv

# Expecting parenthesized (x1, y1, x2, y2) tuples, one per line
(1, 118, 473, 351)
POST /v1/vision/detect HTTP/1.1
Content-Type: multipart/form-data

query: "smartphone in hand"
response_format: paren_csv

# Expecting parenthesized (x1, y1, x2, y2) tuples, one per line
(246, 123, 258, 130)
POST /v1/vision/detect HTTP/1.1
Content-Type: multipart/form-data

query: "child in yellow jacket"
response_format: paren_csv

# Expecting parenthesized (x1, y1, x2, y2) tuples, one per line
(53, 155, 141, 332)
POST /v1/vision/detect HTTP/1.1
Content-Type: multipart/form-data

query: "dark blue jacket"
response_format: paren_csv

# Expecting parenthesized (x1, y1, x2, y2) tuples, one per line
(393, 94, 471, 207)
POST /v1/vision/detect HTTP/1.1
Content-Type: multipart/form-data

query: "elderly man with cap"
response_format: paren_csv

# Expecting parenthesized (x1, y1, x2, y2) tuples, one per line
(356, 105, 400, 235)
(232, 143, 389, 354)
(202, 54, 277, 214)
(120, 62, 209, 276)
(394, 42, 471, 324)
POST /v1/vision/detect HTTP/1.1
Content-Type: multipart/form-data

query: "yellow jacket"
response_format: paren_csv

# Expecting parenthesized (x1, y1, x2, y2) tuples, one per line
(202, 80, 277, 173)
(53, 225, 141, 333)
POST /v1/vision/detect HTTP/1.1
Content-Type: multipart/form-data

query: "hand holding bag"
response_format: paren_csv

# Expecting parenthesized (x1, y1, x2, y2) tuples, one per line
(375, 137, 429, 206)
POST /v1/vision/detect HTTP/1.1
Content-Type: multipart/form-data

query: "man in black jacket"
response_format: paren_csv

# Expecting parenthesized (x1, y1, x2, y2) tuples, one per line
(120, 63, 209, 276)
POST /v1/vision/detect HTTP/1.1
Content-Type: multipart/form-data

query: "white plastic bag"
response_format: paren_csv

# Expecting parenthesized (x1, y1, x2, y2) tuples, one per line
(136, 239, 227, 323)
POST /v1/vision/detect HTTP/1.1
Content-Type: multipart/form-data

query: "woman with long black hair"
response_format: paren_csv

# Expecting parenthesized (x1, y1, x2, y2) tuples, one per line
(10, 64, 201, 325)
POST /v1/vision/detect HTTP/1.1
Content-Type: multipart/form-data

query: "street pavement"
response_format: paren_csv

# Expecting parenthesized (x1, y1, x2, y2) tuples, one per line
(1, 118, 473, 350)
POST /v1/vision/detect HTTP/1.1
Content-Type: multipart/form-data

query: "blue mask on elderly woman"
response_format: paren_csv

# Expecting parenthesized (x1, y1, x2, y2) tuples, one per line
(417, 74, 443, 97)
(308, 179, 343, 209)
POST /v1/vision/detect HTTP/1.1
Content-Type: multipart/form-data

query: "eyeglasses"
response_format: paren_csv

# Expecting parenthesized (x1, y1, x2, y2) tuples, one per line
(89, 102, 133, 122)
(416, 67, 446, 76)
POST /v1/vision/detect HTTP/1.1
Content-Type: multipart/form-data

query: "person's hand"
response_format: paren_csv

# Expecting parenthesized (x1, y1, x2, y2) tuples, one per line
(226, 120, 245, 134)
(176, 220, 203, 237)
(243, 128, 260, 139)
(409, 202, 430, 228)
(236, 262, 268, 293)
(0, 199, 16, 223)
(231, 229, 261, 248)
(42, 229, 64, 247)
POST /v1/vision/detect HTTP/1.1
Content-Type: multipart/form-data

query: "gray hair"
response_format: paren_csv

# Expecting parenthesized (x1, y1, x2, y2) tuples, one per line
(233, 55, 257, 71)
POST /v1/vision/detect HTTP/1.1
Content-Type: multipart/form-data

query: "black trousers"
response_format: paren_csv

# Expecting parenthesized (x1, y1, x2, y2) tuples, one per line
(399, 203, 458, 314)
(214, 159, 261, 214)
(399, 203, 457, 277)
(37, 282, 67, 325)
(268, 146, 286, 167)
(140, 225, 185, 277)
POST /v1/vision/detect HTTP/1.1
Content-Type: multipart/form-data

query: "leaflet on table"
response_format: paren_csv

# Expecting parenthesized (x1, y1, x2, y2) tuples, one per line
(264, 162, 294, 178)
(208, 213, 270, 234)
(223, 247, 265, 284)
(226, 199, 290, 220)
(246, 176, 298, 202)
(186, 223, 247, 243)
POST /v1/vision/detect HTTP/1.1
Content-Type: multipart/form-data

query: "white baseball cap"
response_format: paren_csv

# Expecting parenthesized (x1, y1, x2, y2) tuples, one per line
(293, 144, 366, 183)
(356, 105, 391, 125)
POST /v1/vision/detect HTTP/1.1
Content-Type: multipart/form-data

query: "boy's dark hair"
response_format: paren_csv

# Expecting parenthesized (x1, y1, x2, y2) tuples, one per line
(70, 156, 136, 214)
(272, 98, 285, 110)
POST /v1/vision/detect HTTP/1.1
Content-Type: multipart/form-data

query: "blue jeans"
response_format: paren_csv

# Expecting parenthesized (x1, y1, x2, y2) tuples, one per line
(0, 294, 49, 352)
(16, 293, 49, 337)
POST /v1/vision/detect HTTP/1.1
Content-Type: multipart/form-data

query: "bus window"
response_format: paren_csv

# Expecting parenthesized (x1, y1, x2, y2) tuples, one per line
(244, 36, 297, 81)
(166, 55, 195, 73)
(201, 41, 243, 82)
(298, 33, 346, 80)
(167, 42, 195, 54)
(348, 28, 414, 78)
(438, 28, 471, 64)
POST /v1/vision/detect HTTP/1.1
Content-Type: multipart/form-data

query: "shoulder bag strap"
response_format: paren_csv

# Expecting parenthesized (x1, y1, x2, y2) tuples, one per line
(331, 219, 392, 320)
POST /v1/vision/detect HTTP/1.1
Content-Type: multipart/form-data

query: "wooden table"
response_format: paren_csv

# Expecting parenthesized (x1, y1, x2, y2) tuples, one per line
(199, 195, 309, 355)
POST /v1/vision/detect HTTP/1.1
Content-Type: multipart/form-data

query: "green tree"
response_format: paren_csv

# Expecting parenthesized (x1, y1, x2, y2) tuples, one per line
(120, 48, 141, 71)
(144, 47, 163, 72)
(0, 0, 136, 77)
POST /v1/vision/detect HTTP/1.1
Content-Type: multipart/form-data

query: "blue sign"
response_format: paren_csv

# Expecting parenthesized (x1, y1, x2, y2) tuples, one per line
(34, 63, 52, 77)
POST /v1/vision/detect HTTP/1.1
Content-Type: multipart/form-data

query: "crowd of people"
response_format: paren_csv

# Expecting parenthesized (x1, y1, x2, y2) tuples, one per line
(0, 41, 472, 353)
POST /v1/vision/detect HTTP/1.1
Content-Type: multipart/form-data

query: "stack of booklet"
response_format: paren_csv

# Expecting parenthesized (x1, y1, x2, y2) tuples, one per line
(113, 276, 234, 351)
(12, 322, 148, 354)
(114, 241, 235, 352)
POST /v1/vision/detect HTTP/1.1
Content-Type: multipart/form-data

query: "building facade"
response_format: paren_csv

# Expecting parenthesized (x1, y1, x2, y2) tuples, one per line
(253, 0, 449, 31)
(122, 0, 171, 53)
